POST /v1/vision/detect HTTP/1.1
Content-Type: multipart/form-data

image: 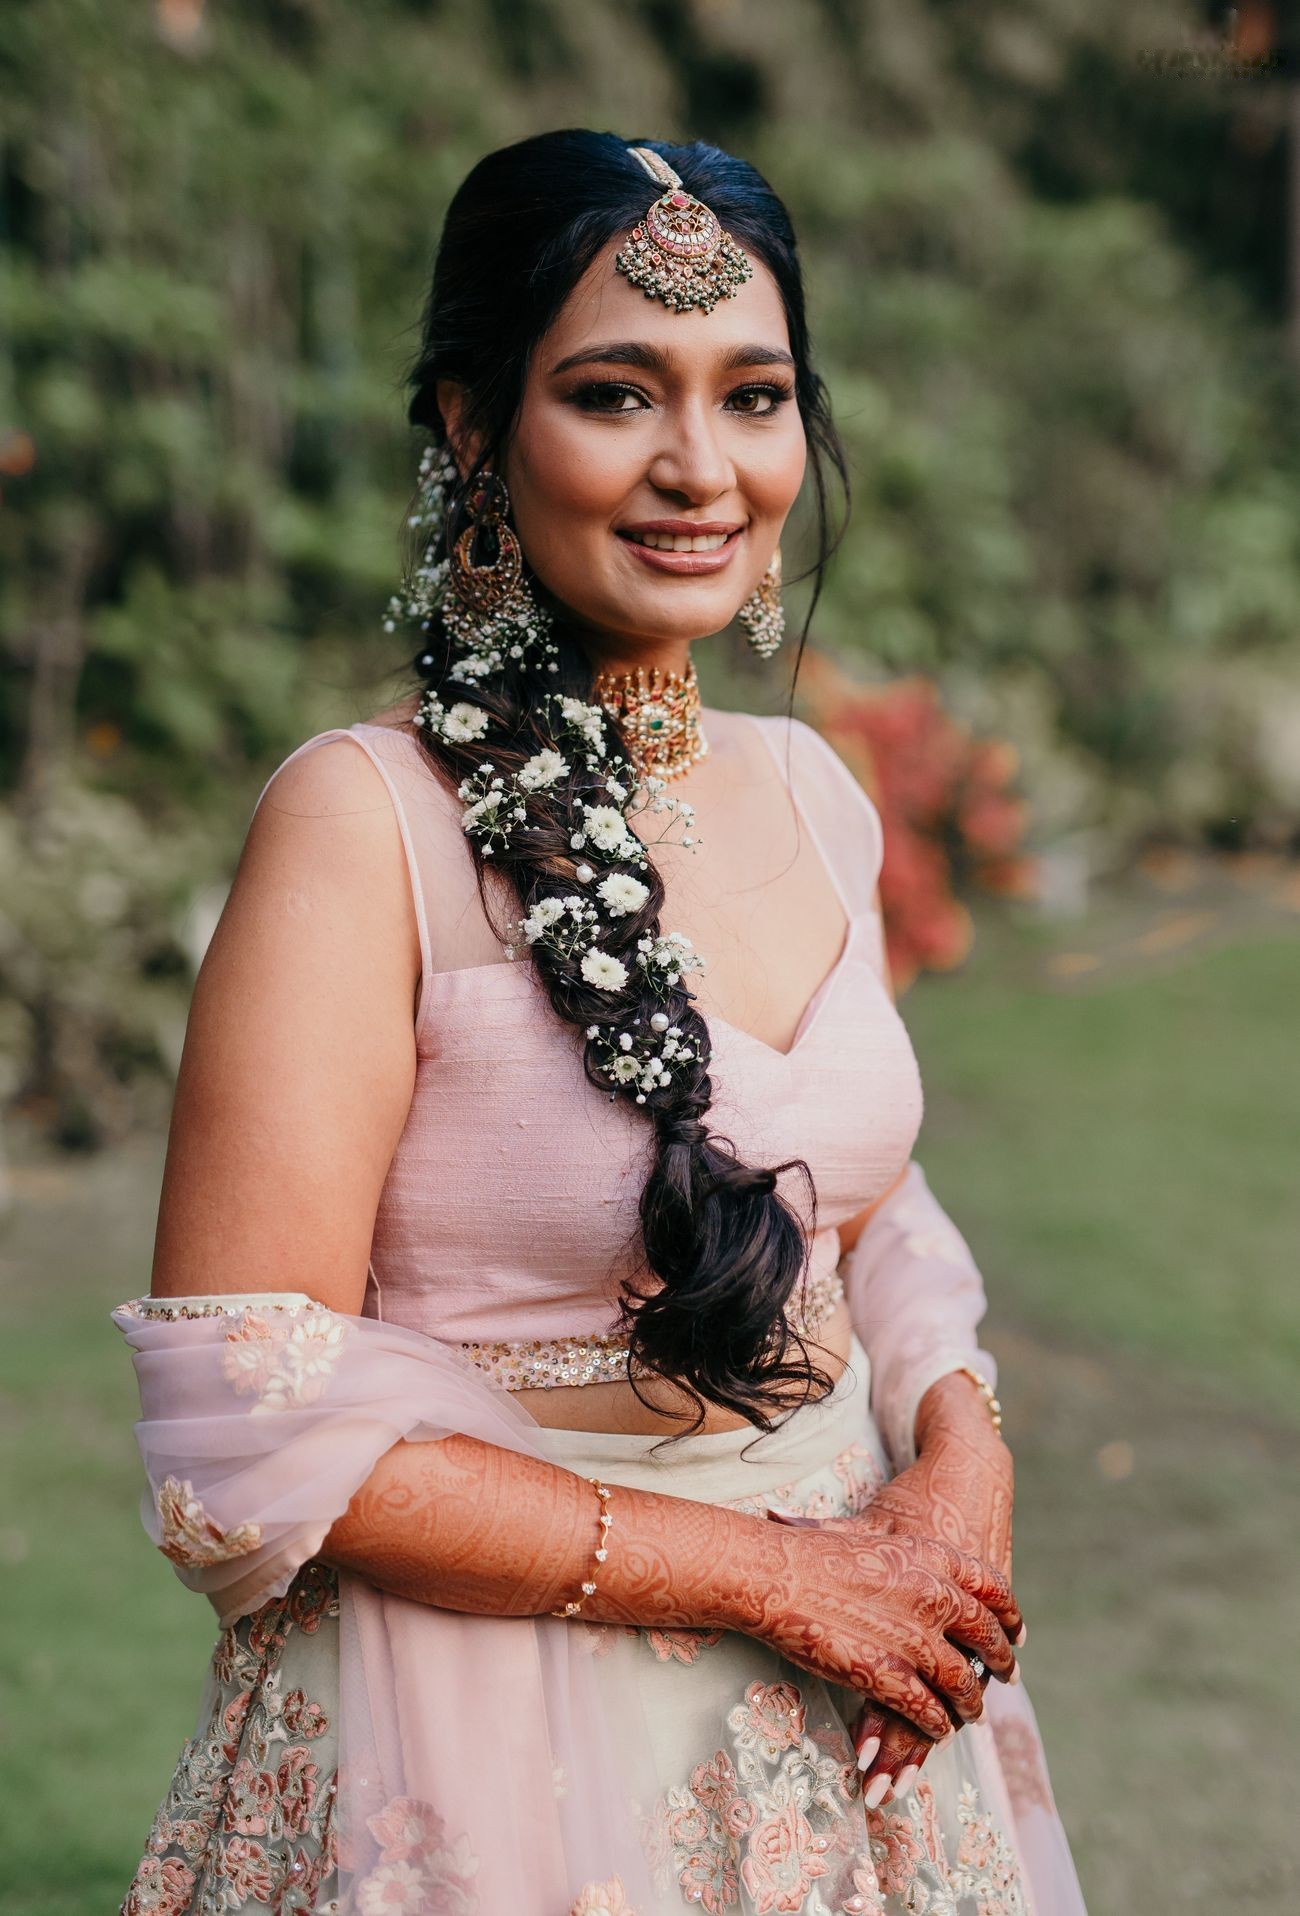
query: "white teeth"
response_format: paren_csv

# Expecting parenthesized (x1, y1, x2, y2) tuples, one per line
(628, 530, 731, 553)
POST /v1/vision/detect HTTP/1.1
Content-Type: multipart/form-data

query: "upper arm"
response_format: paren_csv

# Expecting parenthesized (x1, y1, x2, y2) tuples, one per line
(150, 737, 423, 1315)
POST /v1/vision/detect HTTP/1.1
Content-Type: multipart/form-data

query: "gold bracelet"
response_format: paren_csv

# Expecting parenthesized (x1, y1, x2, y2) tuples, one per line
(551, 1478, 613, 1619)
(954, 1365, 1003, 1434)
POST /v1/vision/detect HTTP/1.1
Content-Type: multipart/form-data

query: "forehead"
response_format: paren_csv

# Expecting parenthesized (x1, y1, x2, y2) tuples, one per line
(535, 234, 791, 371)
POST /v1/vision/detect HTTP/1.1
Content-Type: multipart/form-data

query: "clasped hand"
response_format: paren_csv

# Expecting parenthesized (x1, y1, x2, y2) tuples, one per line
(758, 1413, 1020, 1798)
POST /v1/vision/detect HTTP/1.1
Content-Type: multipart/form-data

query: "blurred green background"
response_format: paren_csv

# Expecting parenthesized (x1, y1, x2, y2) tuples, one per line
(2, 2, 1298, 1911)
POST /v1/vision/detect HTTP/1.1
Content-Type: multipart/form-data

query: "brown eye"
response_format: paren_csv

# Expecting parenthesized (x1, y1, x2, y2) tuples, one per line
(571, 382, 647, 413)
(727, 384, 792, 416)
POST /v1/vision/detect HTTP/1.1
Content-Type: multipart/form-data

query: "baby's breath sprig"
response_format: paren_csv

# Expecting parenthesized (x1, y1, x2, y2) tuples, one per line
(635, 930, 706, 995)
(584, 1018, 701, 1105)
(456, 763, 527, 858)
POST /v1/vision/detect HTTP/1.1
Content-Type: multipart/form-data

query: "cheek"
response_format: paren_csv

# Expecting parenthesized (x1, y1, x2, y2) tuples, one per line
(508, 409, 635, 543)
(749, 418, 808, 519)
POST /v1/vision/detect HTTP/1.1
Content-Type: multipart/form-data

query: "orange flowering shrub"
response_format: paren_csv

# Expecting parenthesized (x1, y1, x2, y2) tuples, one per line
(798, 653, 1035, 991)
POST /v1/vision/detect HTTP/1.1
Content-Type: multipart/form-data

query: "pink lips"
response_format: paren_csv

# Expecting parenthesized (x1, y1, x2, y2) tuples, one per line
(615, 523, 745, 576)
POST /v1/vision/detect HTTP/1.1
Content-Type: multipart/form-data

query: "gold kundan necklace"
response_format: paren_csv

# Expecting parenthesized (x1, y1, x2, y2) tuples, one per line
(592, 655, 709, 785)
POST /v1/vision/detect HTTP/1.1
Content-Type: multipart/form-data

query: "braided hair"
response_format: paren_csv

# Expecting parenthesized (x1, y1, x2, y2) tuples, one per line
(400, 129, 851, 1431)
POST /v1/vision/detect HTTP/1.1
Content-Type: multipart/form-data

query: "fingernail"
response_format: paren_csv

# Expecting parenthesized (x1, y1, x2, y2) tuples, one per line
(1013, 1622, 1028, 1647)
(855, 1735, 880, 1772)
(864, 1772, 892, 1810)
(893, 1764, 919, 1797)
(1009, 1659, 1022, 1685)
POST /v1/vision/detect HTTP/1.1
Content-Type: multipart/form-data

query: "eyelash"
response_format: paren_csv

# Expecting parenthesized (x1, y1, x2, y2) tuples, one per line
(569, 380, 794, 418)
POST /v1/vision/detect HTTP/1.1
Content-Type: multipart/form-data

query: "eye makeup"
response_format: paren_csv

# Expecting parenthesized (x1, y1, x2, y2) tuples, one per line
(565, 379, 795, 417)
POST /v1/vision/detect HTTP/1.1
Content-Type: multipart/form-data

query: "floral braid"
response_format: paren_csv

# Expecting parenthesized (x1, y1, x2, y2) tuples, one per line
(386, 443, 825, 1430)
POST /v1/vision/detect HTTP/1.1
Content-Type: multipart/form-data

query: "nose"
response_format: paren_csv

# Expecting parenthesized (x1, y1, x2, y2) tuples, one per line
(646, 398, 737, 507)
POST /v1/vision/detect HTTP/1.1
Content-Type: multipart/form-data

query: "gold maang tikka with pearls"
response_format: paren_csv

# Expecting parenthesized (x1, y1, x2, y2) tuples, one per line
(593, 656, 709, 784)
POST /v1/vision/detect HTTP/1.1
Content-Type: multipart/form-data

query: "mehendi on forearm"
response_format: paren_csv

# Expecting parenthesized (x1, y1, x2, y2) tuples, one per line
(321, 1432, 1022, 1742)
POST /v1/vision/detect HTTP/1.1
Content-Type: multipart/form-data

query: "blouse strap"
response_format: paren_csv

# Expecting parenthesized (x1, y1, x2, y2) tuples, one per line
(744, 713, 884, 920)
(250, 724, 436, 1028)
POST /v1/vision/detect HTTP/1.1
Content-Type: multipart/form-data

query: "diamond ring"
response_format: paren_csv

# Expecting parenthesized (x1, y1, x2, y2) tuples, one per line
(967, 1653, 987, 1681)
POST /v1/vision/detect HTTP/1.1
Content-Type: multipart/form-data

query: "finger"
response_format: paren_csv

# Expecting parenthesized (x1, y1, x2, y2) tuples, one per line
(860, 1648, 953, 1743)
(859, 1713, 928, 1786)
(944, 1589, 1017, 1680)
(928, 1639, 986, 1722)
(852, 1703, 887, 1769)
(918, 1538, 1023, 1639)
(861, 1721, 940, 1809)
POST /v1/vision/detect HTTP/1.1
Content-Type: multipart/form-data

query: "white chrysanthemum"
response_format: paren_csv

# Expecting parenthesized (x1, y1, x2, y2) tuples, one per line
(608, 1055, 640, 1083)
(441, 701, 491, 743)
(580, 949, 629, 991)
(597, 873, 649, 917)
(583, 806, 634, 854)
(518, 747, 570, 791)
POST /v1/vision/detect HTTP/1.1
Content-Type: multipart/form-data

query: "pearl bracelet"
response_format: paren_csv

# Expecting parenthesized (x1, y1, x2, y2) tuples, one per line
(551, 1478, 613, 1619)
(954, 1365, 1003, 1434)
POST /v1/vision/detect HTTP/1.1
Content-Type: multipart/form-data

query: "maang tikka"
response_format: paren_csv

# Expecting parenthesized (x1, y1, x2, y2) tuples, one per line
(615, 145, 753, 315)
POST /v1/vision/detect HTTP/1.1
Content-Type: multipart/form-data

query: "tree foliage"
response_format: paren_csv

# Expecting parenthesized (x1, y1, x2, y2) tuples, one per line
(3, 0, 1297, 1136)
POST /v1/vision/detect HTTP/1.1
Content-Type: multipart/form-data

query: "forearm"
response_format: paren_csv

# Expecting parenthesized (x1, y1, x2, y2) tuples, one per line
(321, 1429, 784, 1633)
(912, 1371, 1015, 1569)
(842, 1161, 1000, 1472)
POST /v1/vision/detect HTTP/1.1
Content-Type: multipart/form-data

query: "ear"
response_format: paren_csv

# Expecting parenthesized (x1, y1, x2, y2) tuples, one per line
(435, 379, 486, 480)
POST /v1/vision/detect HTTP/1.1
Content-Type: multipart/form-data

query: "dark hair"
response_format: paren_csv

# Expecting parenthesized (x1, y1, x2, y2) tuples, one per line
(402, 128, 850, 1431)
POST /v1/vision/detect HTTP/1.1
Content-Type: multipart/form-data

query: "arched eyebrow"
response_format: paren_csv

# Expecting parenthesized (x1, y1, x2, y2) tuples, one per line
(547, 341, 796, 378)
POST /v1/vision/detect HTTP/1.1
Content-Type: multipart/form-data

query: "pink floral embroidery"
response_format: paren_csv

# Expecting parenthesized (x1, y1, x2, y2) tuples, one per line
(913, 1775, 949, 1871)
(222, 1758, 279, 1837)
(739, 1787, 832, 1912)
(358, 1795, 479, 1914)
(739, 1681, 806, 1760)
(991, 1712, 1054, 1816)
(219, 1689, 251, 1762)
(155, 1476, 262, 1568)
(839, 1862, 888, 1914)
(120, 1855, 196, 1916)
(217, 1833, 277, 1901)
(221, 1305, 348, 1414)
(277, 1746, 321, 1836)
(366, 1796, 447, 1863)
(865, 1802, 924, 1894)
(950, 1781, 1026, 1913)
(568, 1874, 638, 1914)
(283, 1687, 329, 1739)
(117, 1559, 340, 1914)
(643, 1625, 725, 1665)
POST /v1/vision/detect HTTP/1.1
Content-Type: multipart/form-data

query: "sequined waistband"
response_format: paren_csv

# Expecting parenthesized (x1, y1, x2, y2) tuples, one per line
(459, 1266, 845, 1391)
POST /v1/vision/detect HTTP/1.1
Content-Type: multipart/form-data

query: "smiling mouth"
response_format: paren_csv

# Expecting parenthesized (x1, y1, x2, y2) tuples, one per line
(617, 527, 742, 553)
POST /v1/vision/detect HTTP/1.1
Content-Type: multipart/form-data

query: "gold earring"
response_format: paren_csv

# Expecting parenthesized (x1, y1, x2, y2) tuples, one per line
(738, 547, 784, 659)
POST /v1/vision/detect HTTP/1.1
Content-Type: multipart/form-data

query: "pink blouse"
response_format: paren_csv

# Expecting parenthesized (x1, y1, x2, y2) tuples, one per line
(252, 713, 925, 1366)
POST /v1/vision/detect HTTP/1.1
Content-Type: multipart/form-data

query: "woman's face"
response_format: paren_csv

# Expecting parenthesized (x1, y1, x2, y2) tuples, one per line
(473, 238, 807, 656)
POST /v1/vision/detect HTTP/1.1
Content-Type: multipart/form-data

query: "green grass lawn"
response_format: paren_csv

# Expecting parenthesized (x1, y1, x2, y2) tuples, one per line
(1, 921, 1296, 1913)
(904, 929, 1300, 1423)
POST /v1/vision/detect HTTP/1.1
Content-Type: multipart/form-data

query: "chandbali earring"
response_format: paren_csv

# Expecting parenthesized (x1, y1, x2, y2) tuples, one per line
(737, 547, 784, 659)
(386, 445, 558, 683)
(438, 465, 558, 685)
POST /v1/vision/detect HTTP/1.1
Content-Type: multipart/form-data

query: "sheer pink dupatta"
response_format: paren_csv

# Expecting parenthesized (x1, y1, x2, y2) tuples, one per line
(111, 1294, 656, 1916)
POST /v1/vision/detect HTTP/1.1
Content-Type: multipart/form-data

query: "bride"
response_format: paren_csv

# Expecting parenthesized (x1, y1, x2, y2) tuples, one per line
(115, 130, 1088, 1915)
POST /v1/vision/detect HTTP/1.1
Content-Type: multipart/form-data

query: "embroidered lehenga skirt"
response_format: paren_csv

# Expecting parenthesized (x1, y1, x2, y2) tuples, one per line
(121, 1338, 1085, 1916)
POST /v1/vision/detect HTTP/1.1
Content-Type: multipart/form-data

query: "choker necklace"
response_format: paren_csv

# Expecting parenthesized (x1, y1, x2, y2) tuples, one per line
(592, 656, 709, 784)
